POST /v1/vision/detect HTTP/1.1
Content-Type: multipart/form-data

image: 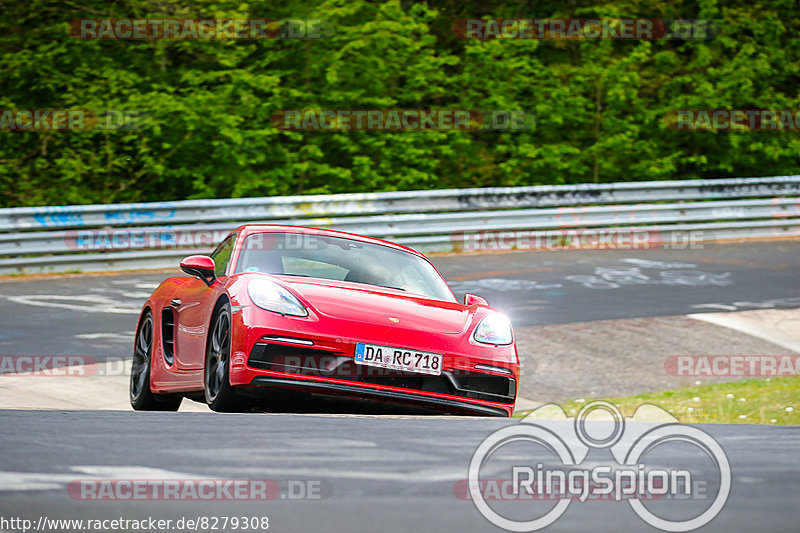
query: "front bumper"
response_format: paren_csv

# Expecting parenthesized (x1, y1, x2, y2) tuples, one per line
(227, 311, 519, 417)
(248, 376, 512, 417)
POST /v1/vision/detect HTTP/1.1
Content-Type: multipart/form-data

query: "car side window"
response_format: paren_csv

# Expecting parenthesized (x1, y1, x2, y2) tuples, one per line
(210, 234, 236, 277)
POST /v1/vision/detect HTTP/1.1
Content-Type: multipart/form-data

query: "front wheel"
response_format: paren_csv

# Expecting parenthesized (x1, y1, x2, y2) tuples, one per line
(204, 303, 248, 412)
(130, 311, 182, 411)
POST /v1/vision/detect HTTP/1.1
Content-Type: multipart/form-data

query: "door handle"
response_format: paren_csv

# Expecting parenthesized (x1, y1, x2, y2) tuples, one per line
(170, 298, 181, 308)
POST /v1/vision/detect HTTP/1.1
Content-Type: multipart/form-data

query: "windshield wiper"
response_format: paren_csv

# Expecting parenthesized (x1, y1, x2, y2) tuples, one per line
(374, 284, 406, 291)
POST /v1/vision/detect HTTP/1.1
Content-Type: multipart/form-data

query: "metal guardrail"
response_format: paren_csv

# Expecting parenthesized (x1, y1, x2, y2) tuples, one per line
(1, 176, 799, 274)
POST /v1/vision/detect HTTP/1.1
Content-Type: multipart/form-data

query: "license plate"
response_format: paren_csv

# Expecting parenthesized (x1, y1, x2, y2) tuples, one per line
(354, 343, 442, 376)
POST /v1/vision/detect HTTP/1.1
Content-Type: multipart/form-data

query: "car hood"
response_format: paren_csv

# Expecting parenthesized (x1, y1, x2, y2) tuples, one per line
(278, 277, 471, 334)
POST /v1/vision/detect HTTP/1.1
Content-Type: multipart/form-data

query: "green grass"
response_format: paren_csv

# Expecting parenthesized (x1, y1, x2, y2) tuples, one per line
(516, 377, 800, 424)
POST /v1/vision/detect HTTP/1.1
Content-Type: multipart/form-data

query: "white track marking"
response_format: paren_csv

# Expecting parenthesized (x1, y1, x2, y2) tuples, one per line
(71, 466, 205, 479)
(619, 258, 697, 269)
(448, 278, 562, 292)
(691, 303, 739, 311)
(110, 280, 160, 289)
(0, 467, 209, 492)
(75, 333, 133, 340)
(0, 472, 78, 491)
(228, 466, 464, 482)
(4, 294, 140, 314)
(689, 308, 800, 354)
(566, 268, 731, 290)
(89, 287, 151, 299)
(120, 291, 153, 298)
(0, 358, 208, 412)
(692, 297, 800, 312)
(514, 396, 542, 412)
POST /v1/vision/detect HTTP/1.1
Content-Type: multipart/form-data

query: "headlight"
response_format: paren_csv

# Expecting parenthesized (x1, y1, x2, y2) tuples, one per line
(473, 313, 513, 345)
(247, 278, 308, 317)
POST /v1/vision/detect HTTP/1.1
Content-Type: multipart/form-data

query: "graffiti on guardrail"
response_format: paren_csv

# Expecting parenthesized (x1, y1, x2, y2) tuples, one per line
(448, 262, 732, 294)
(448, 278, 563, 293)
(454, 189, 610, 209)
(28, 206, 177, 228)
(32, 209, 85, 228)
(697, 182, 800, 196)
(103, 208, 176, 224)
(1, 177, 799, 274)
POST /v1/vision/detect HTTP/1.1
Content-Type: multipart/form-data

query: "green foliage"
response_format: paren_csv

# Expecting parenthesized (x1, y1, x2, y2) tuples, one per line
(1, 0, 799, 207)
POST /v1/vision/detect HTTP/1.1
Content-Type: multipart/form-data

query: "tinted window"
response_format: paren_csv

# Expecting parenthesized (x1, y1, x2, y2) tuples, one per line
(235, 232, 455, 302)
(210, 233, 236, 276)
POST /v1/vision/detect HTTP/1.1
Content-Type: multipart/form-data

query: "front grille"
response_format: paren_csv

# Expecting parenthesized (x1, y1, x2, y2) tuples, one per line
(248, 342, 516, 404)
(248, 342, 340, 372)
(448, 372, 516, 402)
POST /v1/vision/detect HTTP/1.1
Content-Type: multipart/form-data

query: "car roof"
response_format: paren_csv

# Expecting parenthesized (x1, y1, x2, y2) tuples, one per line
(232, 224, 426, 258)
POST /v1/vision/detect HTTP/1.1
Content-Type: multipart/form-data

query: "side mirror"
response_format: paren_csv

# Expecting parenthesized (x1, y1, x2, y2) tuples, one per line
(464, 293, 489, 307)
(180, 255, 217, 286)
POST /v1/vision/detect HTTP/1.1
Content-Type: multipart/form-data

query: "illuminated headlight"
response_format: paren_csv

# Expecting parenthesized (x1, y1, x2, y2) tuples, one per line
(247, 278, 308, 317)
(473, 313, 513, 345)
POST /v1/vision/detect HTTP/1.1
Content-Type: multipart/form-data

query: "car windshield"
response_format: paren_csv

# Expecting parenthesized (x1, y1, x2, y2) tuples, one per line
(235, 232, 456, 302)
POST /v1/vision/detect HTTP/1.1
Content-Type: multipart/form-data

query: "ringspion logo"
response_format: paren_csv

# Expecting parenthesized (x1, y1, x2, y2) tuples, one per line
(466, 402, 730, 531)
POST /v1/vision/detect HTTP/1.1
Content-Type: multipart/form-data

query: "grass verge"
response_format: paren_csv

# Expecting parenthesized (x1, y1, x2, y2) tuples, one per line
(515, 376, 799, 424)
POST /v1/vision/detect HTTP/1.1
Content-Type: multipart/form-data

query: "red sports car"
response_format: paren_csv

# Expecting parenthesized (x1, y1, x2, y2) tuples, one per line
(130, 225, 519, 416)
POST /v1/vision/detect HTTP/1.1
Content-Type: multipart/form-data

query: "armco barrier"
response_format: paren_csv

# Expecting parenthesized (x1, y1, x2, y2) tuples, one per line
(1, 176, 799, 274)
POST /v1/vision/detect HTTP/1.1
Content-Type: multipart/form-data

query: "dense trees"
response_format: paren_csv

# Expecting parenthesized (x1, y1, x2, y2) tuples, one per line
(1, 0, 799, 207)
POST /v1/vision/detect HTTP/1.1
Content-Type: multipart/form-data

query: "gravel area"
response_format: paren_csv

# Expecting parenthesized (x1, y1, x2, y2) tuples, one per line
(515, 314, 797, 403)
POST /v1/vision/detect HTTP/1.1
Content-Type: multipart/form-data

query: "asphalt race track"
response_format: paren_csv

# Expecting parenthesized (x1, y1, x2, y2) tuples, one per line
(0, 411, 798, 532)
(1, 240, 799, 532)
(1, 240, 799, 359)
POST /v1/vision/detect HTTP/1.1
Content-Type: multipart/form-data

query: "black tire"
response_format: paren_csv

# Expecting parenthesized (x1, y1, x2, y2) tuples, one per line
(204, 303, 248, 412)
(130, 311, 182, 411)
